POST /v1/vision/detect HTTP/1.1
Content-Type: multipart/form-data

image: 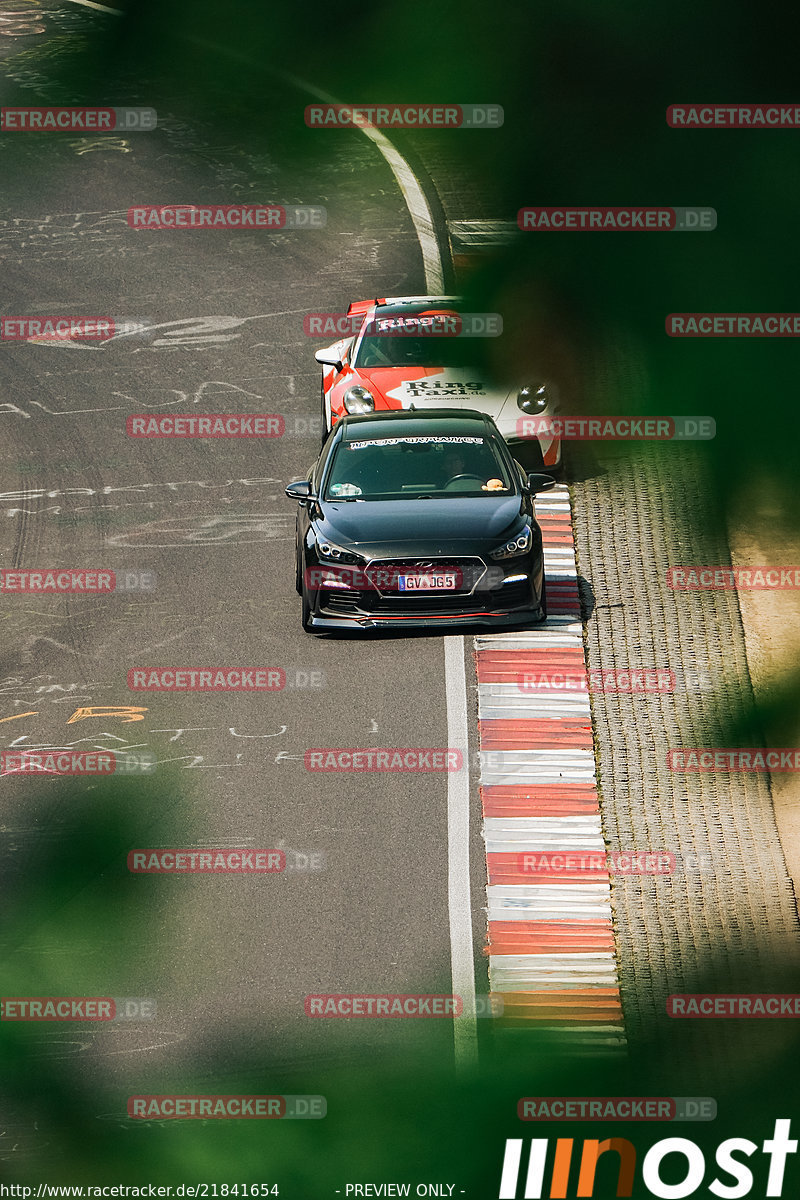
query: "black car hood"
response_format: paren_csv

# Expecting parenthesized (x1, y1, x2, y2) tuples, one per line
(316, 495, 526, 552)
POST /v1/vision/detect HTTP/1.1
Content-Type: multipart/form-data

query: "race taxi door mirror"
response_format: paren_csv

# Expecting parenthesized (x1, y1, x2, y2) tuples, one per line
(314, 349, 344, 371)
(285, 480, 315, 502)
(526, 473, 557, 494)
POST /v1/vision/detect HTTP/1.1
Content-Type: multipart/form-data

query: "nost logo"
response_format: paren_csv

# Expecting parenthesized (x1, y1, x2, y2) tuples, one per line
(498, 1118, 797, 1198)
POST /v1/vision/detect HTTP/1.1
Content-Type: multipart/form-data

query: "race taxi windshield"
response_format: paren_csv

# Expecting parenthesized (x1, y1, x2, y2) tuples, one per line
(323, 434, 513, 501)
(353, 313, 476, 369)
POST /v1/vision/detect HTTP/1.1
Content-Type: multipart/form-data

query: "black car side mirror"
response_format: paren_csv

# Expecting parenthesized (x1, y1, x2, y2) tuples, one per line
(285, 480, 315, 502)
(526, 472, 557, 493)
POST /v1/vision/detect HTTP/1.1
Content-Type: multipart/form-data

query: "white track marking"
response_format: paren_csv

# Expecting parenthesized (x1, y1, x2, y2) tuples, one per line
(279, 72, 445, 293)
(444, 635, 478, 1072)
(63, 0, 122, 12)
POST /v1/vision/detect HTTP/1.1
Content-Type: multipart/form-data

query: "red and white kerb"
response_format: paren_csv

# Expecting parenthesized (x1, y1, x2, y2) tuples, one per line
(474, 484, 626, 1052)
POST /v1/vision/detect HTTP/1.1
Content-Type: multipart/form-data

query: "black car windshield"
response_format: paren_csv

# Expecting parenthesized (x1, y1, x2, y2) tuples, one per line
(354, 315, 475, 369)
(323, 433, 513, 501)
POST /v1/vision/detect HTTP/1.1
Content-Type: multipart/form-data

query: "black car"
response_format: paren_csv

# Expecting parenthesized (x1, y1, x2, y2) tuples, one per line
(284, 409, 555, 634)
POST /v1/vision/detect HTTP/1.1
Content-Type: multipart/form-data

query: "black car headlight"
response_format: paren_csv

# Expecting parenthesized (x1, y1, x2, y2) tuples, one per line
(489, 526, 533, 561)
(343, 386, 375, 414)
(517, 384, 550, 413)
(315, 537, 365, 566)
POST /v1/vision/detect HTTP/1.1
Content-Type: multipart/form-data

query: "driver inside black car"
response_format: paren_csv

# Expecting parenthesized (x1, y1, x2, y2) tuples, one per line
(439, 444, 507, 492)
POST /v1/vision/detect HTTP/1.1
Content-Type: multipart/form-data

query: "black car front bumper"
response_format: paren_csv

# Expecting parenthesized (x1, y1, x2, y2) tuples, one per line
(304, 554, 545, 631)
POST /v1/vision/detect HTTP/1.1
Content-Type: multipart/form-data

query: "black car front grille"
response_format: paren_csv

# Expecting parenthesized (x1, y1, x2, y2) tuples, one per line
(364, 557, 486, 596)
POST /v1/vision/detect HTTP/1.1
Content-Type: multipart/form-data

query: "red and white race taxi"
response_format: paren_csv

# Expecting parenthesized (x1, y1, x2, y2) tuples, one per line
(313, 296, 561, 470)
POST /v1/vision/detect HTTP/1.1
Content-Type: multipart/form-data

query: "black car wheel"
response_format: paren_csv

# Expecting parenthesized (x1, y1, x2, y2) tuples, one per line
(295, 527, 303, 595)
(539, 575, 548, 621)
(301, 579, 314, 633)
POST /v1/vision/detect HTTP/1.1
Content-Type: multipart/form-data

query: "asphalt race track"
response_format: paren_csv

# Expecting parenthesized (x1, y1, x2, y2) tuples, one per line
(0, 5, 491, 1105)
(3, 0, 800, 1190)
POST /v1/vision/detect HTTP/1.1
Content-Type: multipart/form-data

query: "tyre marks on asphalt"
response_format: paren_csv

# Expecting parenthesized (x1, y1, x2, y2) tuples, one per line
(474, 485, 626, 1052)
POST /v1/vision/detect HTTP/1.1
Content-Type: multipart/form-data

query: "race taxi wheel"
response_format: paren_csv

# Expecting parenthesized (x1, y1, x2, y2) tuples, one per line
(539, 576, 548, 621)
(516, 439, 565, 480)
